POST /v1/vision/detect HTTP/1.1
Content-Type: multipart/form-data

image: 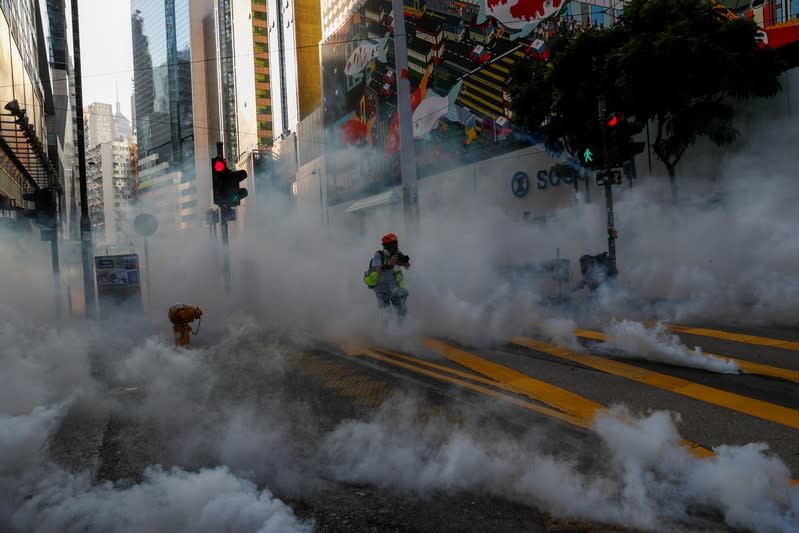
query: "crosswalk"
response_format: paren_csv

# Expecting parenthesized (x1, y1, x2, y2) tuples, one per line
(574, 327, 799, 383)
(328, 321, 799, 477)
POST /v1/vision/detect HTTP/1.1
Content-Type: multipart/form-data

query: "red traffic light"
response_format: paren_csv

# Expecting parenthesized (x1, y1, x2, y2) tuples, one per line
(607, 113, 624, 127)
(213, 159, 226, 173)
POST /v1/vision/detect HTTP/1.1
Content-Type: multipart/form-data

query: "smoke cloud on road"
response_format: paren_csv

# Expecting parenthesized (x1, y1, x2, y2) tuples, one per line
(12, 466, 312, 533)
(1, 91, 798, 532)
(322, 397, 798, 533)
(0, 272, 795, 532)
(596, 319, 741, 374)
(0, 263, 314, 532)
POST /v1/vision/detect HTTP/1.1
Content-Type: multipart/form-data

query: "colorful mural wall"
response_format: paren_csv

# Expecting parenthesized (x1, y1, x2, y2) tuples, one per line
(320, 0, 799, 205)
(717, 1, 799, 48)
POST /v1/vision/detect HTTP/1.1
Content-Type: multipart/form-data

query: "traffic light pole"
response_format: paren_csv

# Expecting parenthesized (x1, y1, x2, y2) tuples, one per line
(598, 95, 618, 278)
(72, 0, 96, 318)
(604, 180, 617, 278)
(220, 209, 231, 294)
(216, 142, 232, 294)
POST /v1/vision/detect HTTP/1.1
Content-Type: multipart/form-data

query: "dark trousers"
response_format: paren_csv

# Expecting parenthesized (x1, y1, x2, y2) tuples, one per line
(375, 288, 408, 318)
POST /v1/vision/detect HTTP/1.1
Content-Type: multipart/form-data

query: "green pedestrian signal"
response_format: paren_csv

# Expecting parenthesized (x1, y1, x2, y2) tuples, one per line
(583, 148, 593, 163)
(211, 157, 248, 207)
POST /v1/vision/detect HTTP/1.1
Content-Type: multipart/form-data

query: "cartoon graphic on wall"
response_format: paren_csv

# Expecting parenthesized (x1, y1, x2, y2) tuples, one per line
(478, 0, 564, 39)
(412, 80, 462, 139)
(320, 0, 799, 204)
(345, 33, 391, 76)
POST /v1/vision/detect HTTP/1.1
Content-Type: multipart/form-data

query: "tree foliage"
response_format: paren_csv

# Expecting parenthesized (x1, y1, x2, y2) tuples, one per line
(511, 27, 626, 159)
(510, 0, 785, 202)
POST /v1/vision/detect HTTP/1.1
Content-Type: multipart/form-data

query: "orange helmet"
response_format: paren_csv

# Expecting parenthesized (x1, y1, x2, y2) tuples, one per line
(381, 232, 398, 245)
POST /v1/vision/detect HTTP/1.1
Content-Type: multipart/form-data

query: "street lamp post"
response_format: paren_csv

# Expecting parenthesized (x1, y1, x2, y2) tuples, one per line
(390, 0, 419, 235)
(71, 0, 96, 318)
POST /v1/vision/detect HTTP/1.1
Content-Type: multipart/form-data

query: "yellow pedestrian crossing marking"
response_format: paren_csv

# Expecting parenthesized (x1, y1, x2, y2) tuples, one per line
(338, 343, 589, 429)
(330, 338, 797, 483)
(510, 337, 799, 431)
(574, 328, 799, 384)
(422, 338, 600, 421)
(419, 339, 714, 458)
(665, 324, 799, 352)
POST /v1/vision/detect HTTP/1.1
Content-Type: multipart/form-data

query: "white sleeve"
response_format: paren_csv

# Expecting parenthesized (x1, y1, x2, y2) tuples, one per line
(370, 252, 383, 269)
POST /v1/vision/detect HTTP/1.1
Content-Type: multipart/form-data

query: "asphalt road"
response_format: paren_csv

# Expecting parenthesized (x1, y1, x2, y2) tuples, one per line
(41, 319, 799, 532)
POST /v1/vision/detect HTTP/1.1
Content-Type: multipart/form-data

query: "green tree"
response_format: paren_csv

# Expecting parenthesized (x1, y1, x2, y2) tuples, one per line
(613, 0, 784, 203)
(511, 27, 627, 166)
(510, 0, 785, 203)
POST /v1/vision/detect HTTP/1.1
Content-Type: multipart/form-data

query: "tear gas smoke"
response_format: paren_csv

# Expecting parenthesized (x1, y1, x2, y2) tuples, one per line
(0, 310, 317, 532)
(322, 397, 798, 533)
(597, 320, 740, 374)
(12, 465, 313, 533)
(1, 99, 798, 532)
(0, 289, 796, 532)
(534, 317, 582, 350)
(111, 110, 799, 341)
(0, 405, 65, 521)
(0, 310, 96, 414)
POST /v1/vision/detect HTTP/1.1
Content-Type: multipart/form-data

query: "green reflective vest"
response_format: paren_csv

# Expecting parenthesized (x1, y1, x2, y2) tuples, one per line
(363, 250, 405, 289)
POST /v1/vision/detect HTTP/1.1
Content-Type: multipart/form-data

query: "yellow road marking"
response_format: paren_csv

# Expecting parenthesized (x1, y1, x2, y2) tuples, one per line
(375, 347, 537, 390)
(734, 360, 799, 384)
(423, 338, 600, 421)
(511, 337, 799, 431)
(666, 325, 799, 352)
(573, 328, 607, 342)
(338, 344, 589, 428)
(420, 339, 713, 458)
(574, 328, 799, 384)
(334, 341, 796, 481)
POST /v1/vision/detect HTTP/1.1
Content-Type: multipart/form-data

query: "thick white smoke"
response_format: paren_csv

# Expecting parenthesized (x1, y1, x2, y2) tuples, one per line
(0, 285, 314, 532)
(0, 310, 97, 414)
(112, 105, 799, 347)
(12, 466, 312, 533)
(322, 397, 798, 532)
(1, 80, 798, 533)
(0, 405, 66, 522)
(597, 319, 741, 374)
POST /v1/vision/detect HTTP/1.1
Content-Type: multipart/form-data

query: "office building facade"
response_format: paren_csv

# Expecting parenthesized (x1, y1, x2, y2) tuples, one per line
(266, 0, 321, 137)
(0, 0, 62, 227)
(115, 100, 132, 140)
(86, 102, 116, 149)
(131, 0, 198, 230)
(252, 0, 272, 148)
(86, 139, 135, 245)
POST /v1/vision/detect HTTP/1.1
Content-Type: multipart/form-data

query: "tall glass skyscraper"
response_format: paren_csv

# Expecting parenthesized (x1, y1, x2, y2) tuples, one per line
(131, 0, 197, 228)
(132, 0, 193, 164)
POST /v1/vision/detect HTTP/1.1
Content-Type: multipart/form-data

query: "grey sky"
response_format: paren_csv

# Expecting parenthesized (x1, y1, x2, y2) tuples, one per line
(78, 0, 133, 119)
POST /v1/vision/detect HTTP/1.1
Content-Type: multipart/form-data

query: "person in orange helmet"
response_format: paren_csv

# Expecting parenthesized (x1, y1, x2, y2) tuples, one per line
(363, 232, 411, 320)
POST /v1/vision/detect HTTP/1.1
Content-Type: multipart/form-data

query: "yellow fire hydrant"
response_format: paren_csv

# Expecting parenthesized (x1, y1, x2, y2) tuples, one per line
(168, 304, 202, 347)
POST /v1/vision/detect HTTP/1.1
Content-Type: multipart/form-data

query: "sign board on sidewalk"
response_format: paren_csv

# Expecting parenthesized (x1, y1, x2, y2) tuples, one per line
(95, 253, 143, 314)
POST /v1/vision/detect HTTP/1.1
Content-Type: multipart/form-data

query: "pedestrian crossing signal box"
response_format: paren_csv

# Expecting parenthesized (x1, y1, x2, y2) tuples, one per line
(596, 170, 623, 186)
